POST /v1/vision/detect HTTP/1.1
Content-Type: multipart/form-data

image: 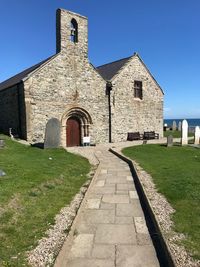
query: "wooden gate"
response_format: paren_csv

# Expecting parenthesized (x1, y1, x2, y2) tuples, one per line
(66, 117, 81, 147)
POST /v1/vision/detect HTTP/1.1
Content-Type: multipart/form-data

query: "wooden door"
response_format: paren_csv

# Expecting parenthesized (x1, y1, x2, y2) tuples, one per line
(66, 117, 81, 147)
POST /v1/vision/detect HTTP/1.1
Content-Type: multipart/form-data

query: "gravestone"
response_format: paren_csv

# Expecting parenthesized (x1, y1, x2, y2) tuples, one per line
(194, 126, 200, 145)
(0, 139, 5, 149)
(181, 119, 188, 145)
(178, 121, 182, 131)
(167, 135, 173, 147)
(0, 170, 6, 177)
(44, 118, 61, 148)
(172, 120, 177, 131)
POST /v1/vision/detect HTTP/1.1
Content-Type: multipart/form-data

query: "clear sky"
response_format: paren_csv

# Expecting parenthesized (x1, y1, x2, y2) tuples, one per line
(0, 0, 200, 119)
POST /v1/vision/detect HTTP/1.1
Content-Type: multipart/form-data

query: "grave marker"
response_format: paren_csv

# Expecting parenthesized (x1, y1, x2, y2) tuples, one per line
(194, 126, 200, 145)
(172, 120, 177, 131)
(44, 118, 61, 148)
(181, 119, 188, 145)
(178, 121, 182, 131)
(167, 135, 173, 147)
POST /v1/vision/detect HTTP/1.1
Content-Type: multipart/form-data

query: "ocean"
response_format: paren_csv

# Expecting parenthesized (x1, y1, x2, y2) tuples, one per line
(164, 118, 200, 128)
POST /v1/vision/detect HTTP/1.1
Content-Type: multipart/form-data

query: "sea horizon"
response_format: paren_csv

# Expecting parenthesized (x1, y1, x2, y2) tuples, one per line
(164, 118, 200, 127)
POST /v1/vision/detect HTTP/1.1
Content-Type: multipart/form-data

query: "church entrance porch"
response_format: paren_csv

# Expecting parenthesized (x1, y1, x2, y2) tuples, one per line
(66, 117, 81, 147)
(62, 107, 93, 147)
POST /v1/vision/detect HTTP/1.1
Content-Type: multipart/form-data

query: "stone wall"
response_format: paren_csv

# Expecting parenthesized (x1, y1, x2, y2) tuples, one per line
(24, 54, 108, 145)
(111, 55, 163, 142)
(0, 85, 18, 135)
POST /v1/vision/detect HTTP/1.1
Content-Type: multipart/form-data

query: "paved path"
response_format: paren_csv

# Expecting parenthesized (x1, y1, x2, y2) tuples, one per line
(55, 147, 160, 267)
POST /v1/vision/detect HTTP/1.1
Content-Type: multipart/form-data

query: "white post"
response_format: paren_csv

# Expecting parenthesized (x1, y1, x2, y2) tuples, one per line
(194, 126, 200, 145)
(181, 119, 188, 145)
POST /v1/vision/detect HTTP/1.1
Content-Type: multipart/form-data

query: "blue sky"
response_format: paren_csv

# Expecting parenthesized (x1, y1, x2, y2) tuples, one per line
(0, 0, 200, 119)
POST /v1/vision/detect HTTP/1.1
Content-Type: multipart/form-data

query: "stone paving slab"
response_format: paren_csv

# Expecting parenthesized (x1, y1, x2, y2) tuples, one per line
(54, 148, 160, 267)
(95, 224, 137, 244)
(116, 245, 160, 267)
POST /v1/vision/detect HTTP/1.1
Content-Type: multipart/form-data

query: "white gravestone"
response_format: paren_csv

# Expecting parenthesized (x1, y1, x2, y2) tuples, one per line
(194, 126, 200, 145)
(178, 121, 182, 131)
(172, 120, 177, 131)
(181, 119, 188, 145)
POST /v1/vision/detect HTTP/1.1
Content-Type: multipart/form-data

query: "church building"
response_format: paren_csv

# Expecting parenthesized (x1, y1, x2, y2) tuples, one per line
(0, 9, 164, 147)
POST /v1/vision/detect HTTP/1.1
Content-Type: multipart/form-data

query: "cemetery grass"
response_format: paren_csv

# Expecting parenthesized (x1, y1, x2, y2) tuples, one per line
(164, 130, 194, 138)
(122, 144, 200, 260)
(0, 135, 91, 267)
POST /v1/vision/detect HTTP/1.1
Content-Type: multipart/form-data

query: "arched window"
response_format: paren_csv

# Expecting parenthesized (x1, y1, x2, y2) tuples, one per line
(70, 19, 78, 43)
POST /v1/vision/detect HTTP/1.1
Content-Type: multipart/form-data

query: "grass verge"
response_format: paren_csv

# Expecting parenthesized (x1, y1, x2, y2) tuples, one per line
(122, 144, 200, 260)
(164, 130, 193, 138)
(0, 135, 91, 266)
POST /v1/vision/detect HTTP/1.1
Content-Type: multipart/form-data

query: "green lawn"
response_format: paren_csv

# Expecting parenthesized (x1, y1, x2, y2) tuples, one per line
(0, 135, 91, 266)
(122, 144, 200, 260)
(164, 130, 194, 138)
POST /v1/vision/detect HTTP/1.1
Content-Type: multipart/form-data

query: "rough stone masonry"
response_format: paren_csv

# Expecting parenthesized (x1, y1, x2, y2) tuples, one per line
(0, 8, 164, 147)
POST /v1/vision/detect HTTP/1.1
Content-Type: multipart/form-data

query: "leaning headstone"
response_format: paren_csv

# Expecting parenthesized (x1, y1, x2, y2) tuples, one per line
(172, 120, 177, 131)
(178, 121, 182, 131)
(194, 126, 200, 145)
(44, 118, 61, 148)
(167, 135, 173, 147)
(181, 119, 188, 145)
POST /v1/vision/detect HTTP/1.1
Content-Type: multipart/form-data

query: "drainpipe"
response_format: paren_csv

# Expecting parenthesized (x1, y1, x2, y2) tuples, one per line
(106, 81, 112, 143)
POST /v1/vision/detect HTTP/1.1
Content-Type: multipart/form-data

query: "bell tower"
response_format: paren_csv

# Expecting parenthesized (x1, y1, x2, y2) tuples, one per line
(56, 9, 88, 58)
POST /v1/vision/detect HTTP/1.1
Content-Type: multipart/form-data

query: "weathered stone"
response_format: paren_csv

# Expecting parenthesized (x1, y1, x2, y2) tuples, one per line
(0, 8, 164, 146)
(194, 126, 200, 145)
(116, 202, 144, 217)
(69, 234, 94, 258)
(0, 139, 5, 148)
(102, 195, 129, 204)
(129, 191, 139, 199)
(86, 199, 101, 209)
(116, 245, 160, 267)
(44, 118, 61, 148)
(92, 244, 115, 259)
(167, 135, 173, 147)
(95, 224, 137, 244)
(172, 120, 177, 131)
(178, 121, 182, 131)
(181, 119, 188, 145)
(0, 170, 6, 177)
(134, 217, 149, 234)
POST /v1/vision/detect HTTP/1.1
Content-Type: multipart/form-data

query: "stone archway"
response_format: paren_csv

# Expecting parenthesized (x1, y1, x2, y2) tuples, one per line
(61, 107, 92, 147)
(66, 117, 81, 147)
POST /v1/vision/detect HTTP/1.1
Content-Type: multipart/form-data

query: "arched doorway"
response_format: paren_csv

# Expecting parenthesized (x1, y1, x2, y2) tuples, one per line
(66, 117, 81, 147)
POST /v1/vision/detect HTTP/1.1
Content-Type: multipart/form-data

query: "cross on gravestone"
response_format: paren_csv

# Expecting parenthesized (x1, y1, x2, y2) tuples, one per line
(194, 126, 200, 145)
(178, 121, 182, 131)
(44, 118, 61, 149)
(167, 135, 173, 147)
(172, 120, 177, 131)
(181, 119, 188, 145)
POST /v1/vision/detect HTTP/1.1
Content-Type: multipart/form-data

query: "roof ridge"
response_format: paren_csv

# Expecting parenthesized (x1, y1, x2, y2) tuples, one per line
(96, 56, 131, 69)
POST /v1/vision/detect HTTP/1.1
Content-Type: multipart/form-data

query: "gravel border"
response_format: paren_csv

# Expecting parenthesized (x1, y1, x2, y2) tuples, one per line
(132, 160, 200, 267)
(27, 171, 95, 267)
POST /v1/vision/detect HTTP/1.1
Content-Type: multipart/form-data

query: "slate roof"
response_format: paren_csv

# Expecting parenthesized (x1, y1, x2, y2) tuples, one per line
(0, 56, 54, 91)
(96, 57, 131, 81)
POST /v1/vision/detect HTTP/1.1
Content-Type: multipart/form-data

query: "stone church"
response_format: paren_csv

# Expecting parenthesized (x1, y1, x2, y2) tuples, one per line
(0, 9, 164, 147)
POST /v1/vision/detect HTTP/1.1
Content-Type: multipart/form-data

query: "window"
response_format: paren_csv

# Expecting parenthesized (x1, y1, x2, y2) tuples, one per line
(70, 19, 78, 43)
(134, 81, 143, 99)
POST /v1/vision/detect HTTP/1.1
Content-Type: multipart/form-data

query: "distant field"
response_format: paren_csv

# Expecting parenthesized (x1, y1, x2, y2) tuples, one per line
(0, 135, 91, 266)
(123, 144, 200, 260)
